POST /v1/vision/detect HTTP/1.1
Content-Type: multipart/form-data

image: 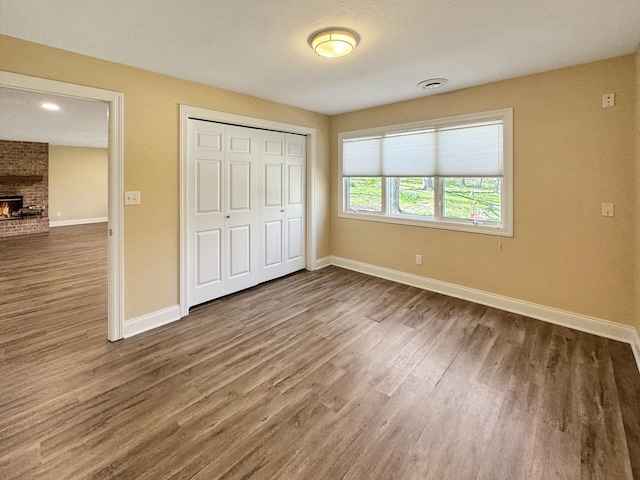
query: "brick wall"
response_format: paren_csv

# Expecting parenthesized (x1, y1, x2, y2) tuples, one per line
(0, 140, 49, 237)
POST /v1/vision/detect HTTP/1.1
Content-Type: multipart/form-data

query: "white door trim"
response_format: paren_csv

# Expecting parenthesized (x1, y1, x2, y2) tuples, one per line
(180, 105, 317, 318)
(0, 71, 125, 341)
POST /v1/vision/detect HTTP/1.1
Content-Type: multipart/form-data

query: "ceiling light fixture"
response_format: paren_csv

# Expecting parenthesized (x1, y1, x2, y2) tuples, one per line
(418, 78, 449, 90)
(308, 28, 360, 58)
(41, 102, 60, 111)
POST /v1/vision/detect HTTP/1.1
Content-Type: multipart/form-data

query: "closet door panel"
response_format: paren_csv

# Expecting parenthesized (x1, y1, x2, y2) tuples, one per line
(265, 164, 283, 207)
(224, 126, 259, 294)
(259, 131, 286, 282)
(264, 220, 283, 267)
(228, 162, 251, 212)
(196, 229, 222, 286)
(196, 160, 221, 213)
(187, 119, 227, 307)
(284, 134, 306, 273)
(287, 217, 303, 261)
(228, 225, 251, 278)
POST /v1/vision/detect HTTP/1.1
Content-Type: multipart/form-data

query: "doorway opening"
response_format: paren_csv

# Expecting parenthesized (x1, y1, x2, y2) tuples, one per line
(0, 71, 124, 341)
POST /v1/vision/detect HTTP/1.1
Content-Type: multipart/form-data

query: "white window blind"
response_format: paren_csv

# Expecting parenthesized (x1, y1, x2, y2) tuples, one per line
(342, 136, 381, 176)
(343, 120, 503, 177)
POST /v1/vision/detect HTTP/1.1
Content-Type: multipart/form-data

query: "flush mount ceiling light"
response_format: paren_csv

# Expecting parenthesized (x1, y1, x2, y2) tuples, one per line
(41, 102, 60, 111)
(418, 78, 449, 90)
(308, 28, 360, 58)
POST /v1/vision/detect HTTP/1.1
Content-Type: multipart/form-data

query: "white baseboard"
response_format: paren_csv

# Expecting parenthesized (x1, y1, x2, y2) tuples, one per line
(632, 329, 640, 374)
(123, 305, 182, 338)
(50, 217, 108, 227)
(331, 257, 640, 363)
(314, 256, 332, 270)
(121, 257, 640, 374)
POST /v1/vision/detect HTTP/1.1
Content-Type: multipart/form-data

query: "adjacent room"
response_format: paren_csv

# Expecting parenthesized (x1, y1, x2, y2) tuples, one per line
(0, 87, 110, 393)
(1, 0, 639, 479)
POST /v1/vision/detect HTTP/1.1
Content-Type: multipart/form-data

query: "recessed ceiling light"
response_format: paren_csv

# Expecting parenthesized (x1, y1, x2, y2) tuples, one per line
(308, 28, 360, 58)
(41, 102, 60, 111)
(418, 78, 449, 90)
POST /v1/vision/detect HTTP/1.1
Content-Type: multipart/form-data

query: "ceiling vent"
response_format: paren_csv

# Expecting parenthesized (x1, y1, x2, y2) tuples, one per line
(418, 78, 449, 90)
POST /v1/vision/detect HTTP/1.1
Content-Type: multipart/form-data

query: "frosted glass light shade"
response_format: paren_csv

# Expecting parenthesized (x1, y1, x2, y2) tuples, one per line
(309, 29, 359, 58)
(41, 102, 60, 111)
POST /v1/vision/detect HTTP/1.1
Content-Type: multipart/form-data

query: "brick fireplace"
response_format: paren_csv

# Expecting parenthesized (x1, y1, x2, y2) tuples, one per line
(0, 140, 49, 237)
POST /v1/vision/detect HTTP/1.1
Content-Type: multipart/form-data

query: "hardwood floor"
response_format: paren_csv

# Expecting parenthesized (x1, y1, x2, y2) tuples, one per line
(1, 224, 639, 479)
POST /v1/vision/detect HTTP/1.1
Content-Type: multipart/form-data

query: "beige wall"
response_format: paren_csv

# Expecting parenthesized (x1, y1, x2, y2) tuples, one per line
(1, 33, 637, 332)
(0, 34, 331, 319)
(49, 145, 108, 222)
(331, 55, 636, 326)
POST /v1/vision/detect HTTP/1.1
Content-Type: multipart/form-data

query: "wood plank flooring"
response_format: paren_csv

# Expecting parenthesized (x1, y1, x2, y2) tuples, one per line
(1, 224, 639, 479)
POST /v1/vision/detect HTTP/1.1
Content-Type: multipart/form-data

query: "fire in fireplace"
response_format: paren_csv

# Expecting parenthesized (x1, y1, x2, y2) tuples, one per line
(0, 196, 23, 220)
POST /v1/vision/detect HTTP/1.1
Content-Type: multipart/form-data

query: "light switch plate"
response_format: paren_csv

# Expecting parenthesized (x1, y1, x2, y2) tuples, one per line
(601, 202, 614, 217)
(125, 191, 141, 205)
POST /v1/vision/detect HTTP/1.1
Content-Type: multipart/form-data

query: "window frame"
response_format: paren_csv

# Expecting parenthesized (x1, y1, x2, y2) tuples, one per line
(338, 108, 513, 237)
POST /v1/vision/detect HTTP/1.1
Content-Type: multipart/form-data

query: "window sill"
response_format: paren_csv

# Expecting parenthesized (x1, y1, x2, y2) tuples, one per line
(339, 210, 513, 237)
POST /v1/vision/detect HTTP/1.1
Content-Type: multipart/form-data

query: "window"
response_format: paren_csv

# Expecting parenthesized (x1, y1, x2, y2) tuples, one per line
(339, 108, 513, 236)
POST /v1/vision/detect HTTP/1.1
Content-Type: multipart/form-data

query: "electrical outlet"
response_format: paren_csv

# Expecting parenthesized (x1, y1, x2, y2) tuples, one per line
(602, 93, 615, 108)
(415, 254, 422, 265)
(601, 202, 614, 217)
(124, 191, 141, 205)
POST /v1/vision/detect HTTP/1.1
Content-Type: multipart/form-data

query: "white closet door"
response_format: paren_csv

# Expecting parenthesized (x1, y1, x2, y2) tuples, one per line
(224, 125, 259, 295)
(187, 120, 305, 309)
(187, 119, 226, 307)
(259, 130, 286, 282)
(285, 133, 306, 273)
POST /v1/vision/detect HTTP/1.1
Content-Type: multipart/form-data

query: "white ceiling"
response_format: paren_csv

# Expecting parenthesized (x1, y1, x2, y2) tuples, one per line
(0, 87, 108, 148)
(0, 0, 639, 117)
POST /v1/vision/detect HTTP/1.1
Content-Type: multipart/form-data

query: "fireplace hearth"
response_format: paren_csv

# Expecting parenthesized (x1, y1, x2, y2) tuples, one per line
(0, 196, 23, 220)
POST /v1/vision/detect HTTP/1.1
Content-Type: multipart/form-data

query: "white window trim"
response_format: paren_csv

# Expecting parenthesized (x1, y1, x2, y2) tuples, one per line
(338, 108, 513, 237)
